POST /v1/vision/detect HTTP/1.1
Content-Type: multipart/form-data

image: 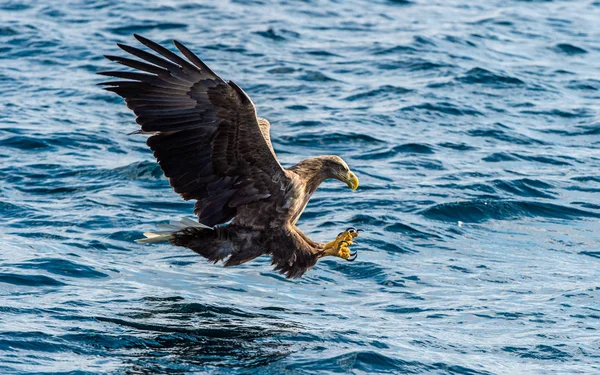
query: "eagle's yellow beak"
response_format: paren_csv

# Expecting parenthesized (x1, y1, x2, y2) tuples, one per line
(345, 171, 359, 191)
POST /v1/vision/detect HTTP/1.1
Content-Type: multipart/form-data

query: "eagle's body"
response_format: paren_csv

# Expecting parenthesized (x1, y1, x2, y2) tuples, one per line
(100, 35, 360, 278)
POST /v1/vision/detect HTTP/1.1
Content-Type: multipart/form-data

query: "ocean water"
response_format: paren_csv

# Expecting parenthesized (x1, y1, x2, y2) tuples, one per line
(1, 0, 599, 373)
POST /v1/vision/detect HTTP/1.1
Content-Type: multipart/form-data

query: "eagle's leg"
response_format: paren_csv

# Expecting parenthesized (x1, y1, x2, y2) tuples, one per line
(322, 228, 360, 260)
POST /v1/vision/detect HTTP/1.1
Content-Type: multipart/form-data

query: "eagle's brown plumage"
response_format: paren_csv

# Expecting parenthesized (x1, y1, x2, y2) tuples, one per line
(100, 35, 360, 278)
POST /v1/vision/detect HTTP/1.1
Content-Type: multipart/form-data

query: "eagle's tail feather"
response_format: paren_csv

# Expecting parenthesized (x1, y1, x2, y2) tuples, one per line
(135, 217, 212, 244)
(135, 232, 172, 244)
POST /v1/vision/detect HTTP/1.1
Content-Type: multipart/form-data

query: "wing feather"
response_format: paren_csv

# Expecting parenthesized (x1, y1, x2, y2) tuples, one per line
(101, 35, 289, 226)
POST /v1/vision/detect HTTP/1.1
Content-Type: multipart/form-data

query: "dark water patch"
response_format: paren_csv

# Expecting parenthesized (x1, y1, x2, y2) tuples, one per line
(483, 152, 573, 166)
(347, 213, 389, 228)
(0, 201, 30, 218)
(503, 345, 572, 360)
(566, 79, 600, 91)
(289, 120, 322, 128)
(143, 296, 185, 303)
(64, 312, 295, 371)
(457, 67, 525, 87)
(355, 143, 434, 160)
(571, 175, 600, 183)
(372, 44, 418, 55)
(421, 200, 600, 223)
(514, 154, 574, 166)
(280, 132, 383, 146)
(108, 22, 187, 35)
(0, 2, 32, 11)
(0, 135, 52, 151)
(0, 272, 65, 287)
(268, 66, 296, 74)
(378, 58, 454, 72)
(107, 230, 145, 243)
(362, 237, 413, 254)
(344, 85, 411, 101)
(570, 124, 600, 136)
(467, 125, 546, 145)
(289, 350, 431, 374)
(95, 315, 280, 339)
(385, 305, 432, 314)
(0, 26, 19, 36)
(438, 142, 478, 151)
(385, 222, 440, 239)
(14, 184, 84, 196)
(492, 178, 556, 199)
(448, 265, 471, 273)
(413, 35, 437, 47)
(286, 104, 308, 110)
(204, 43, 248, 54)
(444, 35, 478, 48)
(482, 152, 519, 162)
(572, 202, 600, 210)
(541, 124, 600, 137)
(471, 17, 514, 26)
(326, 261, 387, 280)
(391, 158, 445, 171)
(0, 332, 75, 353)
(579, 251, 600, 259)
(520, 108, 590, 119)
(290, 351, 493, 375)
(401, 102, 483, 117)
(395, 143, 435, 154)
(9, 258, 108, 279)
(299, 71, 337, 82)
(108, 160, 164, 181)
(379, 278, 407, 288)
(305, 49, 340, 57)
(553, 43, 587, 55)
(166, 303, 264, 319)
(353, 147, 397, 160)
(255, 27, 300, 41)
(434, 182, 496, 195)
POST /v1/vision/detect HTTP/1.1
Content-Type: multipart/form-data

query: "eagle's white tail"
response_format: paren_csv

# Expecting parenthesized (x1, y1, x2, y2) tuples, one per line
(135, 217, 212, 244)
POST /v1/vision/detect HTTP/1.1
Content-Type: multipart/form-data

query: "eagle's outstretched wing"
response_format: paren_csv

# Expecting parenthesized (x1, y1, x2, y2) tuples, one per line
(99, 34, 290, 226)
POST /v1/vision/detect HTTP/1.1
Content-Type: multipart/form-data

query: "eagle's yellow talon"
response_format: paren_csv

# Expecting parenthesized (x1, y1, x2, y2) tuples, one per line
(338, 245, 351, 259)
(322, 227, 360, 259)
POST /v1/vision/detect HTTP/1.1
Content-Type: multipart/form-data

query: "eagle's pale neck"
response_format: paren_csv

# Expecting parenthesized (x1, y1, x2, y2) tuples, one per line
(289, 157, 329, 195)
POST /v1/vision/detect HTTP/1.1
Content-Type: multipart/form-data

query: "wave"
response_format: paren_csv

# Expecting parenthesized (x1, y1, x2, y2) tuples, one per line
(108, 22, 187, 35)
(355, 143, 434, 160)
(467, 123, 546, 145)
(482, 152, 574, 165)
(553, 43, 587, 55)
(457, 67, 525, 86)
(492, 178, 556, 199)
(0, 272, 65, 287)
(8, 258, 108, 279)
(255, 28, 300, 41)
(287, 350, 494, 374)
(420, 199, 600, 223)
(401, 102, 483, 117)
(344, 85, 412, 101)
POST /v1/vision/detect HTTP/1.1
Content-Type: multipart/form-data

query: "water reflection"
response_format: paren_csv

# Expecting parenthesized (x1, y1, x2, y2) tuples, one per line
(94, 297, 295, 373)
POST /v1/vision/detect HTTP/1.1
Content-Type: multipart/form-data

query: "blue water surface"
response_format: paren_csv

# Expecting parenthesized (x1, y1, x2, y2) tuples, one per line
(1, 0, 600, 374)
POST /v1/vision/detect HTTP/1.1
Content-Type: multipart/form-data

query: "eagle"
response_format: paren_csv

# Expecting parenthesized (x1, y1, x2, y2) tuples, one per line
(99, 35, 361, 278)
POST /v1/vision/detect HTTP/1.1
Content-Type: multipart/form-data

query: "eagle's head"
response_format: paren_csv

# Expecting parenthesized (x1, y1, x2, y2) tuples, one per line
(319, 155, 359, 191)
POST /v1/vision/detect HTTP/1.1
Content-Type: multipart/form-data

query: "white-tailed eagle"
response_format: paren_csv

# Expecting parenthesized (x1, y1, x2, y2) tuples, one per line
(99, 35, 361, 278)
